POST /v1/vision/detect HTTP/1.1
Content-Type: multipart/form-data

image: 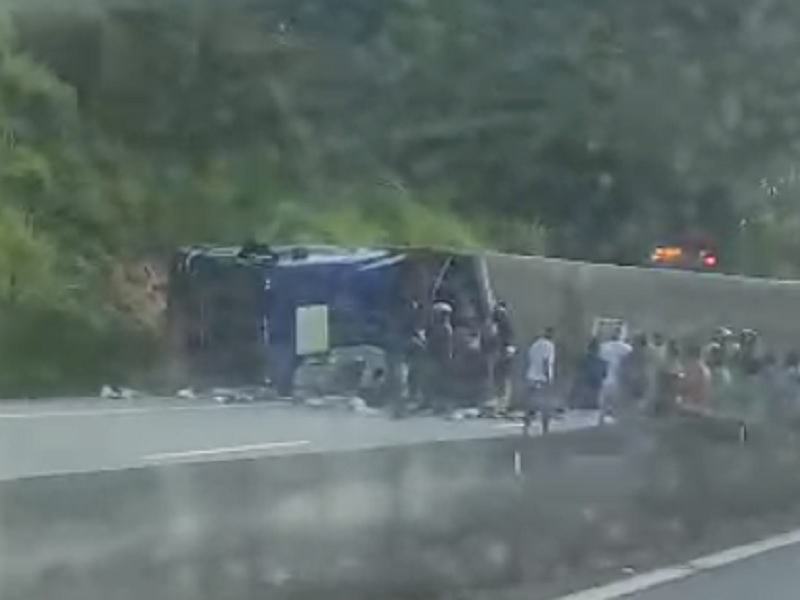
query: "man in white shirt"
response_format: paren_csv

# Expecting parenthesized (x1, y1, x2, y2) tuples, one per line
(525, 327, 556, 434)
(599, 326, 633, 424)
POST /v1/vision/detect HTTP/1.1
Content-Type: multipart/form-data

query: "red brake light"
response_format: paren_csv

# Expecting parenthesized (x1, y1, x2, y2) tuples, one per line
(703, 254, 717, 267)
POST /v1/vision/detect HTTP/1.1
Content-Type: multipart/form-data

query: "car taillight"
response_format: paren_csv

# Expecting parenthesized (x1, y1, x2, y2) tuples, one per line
(702, 254, 718, 267)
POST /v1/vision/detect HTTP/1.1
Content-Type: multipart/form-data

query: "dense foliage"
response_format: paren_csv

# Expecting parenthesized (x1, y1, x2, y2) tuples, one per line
(2, 0, 800, 393)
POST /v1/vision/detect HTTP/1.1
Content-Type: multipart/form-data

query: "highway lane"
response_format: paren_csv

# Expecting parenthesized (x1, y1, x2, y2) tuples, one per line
(0, 398, 598, 480)
(623, 543, 800, 600)
(552, 531, 800, 600)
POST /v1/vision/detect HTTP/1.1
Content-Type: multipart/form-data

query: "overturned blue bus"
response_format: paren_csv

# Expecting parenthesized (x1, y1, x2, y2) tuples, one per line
(167, 244, 494, 391)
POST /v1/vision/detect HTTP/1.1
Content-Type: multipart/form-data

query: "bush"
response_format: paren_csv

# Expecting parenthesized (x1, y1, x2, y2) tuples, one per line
(0, 301, 157, 397)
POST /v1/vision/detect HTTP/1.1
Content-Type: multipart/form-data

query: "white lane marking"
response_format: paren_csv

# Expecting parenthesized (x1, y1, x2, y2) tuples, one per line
(553, 528, 800, 600)
(0, 403, 273, 421)
(556, 567, 695, 600)
(688, 529, 800, 570)
(145, 440, 312, 462)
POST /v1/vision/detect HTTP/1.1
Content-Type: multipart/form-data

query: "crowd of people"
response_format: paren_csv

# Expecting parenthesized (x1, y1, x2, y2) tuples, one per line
(377, 294, 800, 433)
(530, 325, 800, 431)
(390, 299, 516, 417)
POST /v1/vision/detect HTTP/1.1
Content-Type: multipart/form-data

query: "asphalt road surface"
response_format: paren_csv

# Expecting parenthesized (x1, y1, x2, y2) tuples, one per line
(551, 533, 800, 600)
(0, 398, 597, 481)
(623, 542, 800, 600)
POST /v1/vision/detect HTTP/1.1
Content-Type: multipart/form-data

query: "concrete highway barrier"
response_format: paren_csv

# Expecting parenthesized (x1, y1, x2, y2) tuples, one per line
(0, 427, 632, 600)
(484, 252, 800, 356)
(3, 420, 800, 600)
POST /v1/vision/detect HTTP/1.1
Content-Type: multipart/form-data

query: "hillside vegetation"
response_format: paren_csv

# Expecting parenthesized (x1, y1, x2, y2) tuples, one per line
(2, 1, 800, 394)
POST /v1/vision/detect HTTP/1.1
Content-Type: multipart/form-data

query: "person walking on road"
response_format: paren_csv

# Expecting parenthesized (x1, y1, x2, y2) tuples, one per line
(524, 326, 556, 435)
(598, 326, 633, 425)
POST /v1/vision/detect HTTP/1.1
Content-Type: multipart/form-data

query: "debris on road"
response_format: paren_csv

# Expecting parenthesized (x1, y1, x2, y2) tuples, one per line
(176, 388, 196, 400)
(100, 385, 137, 400)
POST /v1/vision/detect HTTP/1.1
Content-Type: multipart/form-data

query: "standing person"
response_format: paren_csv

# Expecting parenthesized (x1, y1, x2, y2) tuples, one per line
(405, 299, 428, 409)
(651, 332, 668, 364)
(706, 342, 732, 412)
(678, 343, 712, 415)
(760, 352, 780, 384)
(619, 333, 651, 416)
(704, 327, 733, 364)
(426, 302, 455, 413)
(491, 302, 516, 415)
(569, 338, 607, 410)
(646, 332, 669, 410)
(737, 329, 761, 376)
(385, 299, 412, 418)
(785, 351, 800, 380)
(653, 339, 683, 416)
(524, 327, 556, 435)
(652, 339, 683, 416)
(598, 326, 633, 425)
(453, 315, 489, 407)
(759, 352, 784, 421)
(780, 351, 800, 423)
(405, 318, 427, 413)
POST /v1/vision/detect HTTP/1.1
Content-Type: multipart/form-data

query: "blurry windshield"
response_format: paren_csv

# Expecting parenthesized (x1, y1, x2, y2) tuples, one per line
(4, 2, 800, 600)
